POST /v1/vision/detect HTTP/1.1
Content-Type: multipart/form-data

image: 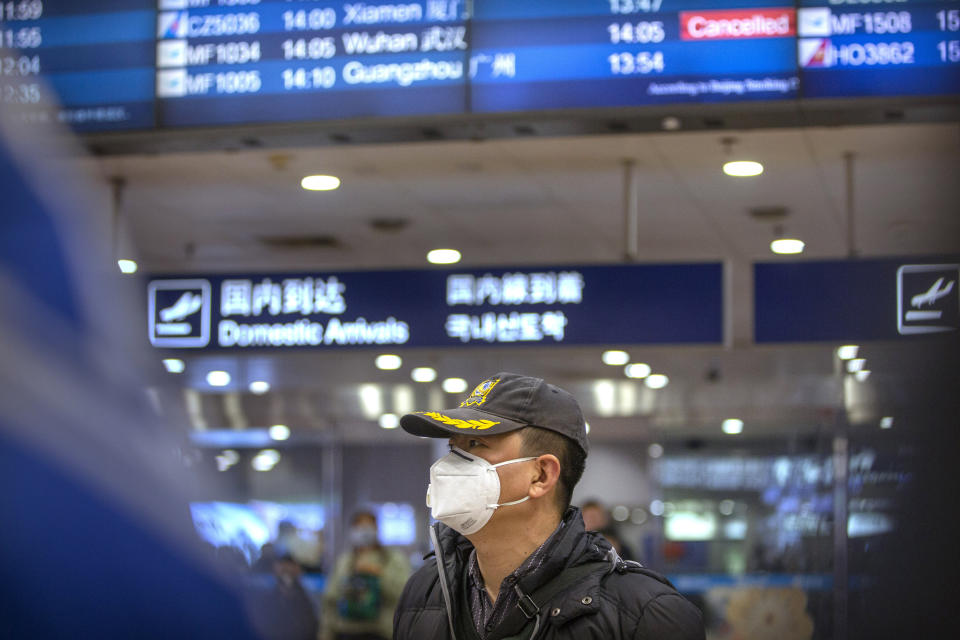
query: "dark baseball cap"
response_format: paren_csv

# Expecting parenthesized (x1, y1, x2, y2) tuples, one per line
(400, 372, 589, 456)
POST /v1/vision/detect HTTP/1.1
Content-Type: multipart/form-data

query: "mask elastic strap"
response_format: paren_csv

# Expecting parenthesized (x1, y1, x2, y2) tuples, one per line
(489, 495, 530, 509)
(487, 456, 537, 509)
(489, 456, 537, 469)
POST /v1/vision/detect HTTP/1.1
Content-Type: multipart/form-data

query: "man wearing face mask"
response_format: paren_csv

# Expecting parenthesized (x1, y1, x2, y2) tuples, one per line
(321, 510, 411, 640)
(394, 372, 704, 640)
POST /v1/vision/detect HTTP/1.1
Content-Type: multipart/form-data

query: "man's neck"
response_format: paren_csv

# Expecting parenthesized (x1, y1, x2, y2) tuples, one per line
(469, 509, 563, 603)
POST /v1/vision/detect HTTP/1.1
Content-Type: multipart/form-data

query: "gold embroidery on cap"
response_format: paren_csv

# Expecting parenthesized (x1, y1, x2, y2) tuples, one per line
(459, 378, 500, 408)
(417, 412, 500, 430)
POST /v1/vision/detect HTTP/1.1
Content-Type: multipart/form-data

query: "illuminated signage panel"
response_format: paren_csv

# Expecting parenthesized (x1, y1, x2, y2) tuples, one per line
(147, 263, 723, 350)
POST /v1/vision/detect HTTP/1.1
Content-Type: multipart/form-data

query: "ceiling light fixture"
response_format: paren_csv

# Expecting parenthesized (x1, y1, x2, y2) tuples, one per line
(625, 362, 651, 379)
(722, 418, 744, 435)
(162, 358, 185, 374)
(602, 350, 630, 366)
(661, 116, 681, 131)
(847, 358, 866, 373)
(375, 354, 402, 370)
(880, 416, 894, 429)
(771, 238, 805, 255)
(206, 370, 231, 387)
(723, 160, 764, 177)
(837, 345, 859, 360)
(442, 377, 468, 393)
(300, 174, 341, 191)
(379, 413, 400, 429)
(770, 223, 804, 255)
(268, 424, 290, 441)
(645, 373, 669, 389)
(251, 449, 280, 471)
(855, 369, 871, 382)
(427, 248, 461, 265)
(411, 367, 437, 382)
(117, 259, 138, 274)
(720, 136, 763, 178)
(249, 380, 270, 394)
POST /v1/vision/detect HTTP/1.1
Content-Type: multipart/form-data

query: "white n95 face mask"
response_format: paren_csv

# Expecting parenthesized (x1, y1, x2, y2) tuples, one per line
(426, 447, 536, 535)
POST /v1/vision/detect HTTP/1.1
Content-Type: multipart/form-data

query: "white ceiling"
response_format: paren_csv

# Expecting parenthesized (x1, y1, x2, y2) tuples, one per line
(88, 121, 960, 444)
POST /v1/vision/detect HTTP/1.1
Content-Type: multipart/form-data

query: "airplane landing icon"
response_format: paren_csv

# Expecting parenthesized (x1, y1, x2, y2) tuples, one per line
(898, 265, 959, 335)
(148, 279, 211, 347)
(160, 291, 203, 322)
(910, 277, 955, 309)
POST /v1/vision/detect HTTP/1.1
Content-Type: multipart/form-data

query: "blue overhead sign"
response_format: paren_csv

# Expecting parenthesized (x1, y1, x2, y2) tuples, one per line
(147, 263, 723, 350)
(754, 258, 960, 342)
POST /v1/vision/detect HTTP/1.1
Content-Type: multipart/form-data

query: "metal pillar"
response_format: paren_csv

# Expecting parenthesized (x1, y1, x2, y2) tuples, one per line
(623, 159, 639, 262)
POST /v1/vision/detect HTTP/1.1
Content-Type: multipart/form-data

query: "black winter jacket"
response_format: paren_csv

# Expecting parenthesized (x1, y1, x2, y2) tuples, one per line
(394, 508, 704, 640)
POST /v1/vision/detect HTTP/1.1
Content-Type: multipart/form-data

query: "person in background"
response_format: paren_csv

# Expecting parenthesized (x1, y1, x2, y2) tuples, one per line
(582, 498, 637, 560)
(580, 498, 611, 531)
(321, 510, 410, 640)
(276, 519, 325, 572)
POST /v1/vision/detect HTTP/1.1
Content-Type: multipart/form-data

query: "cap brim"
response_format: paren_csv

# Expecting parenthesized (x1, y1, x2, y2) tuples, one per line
(400, 407, 527, 439)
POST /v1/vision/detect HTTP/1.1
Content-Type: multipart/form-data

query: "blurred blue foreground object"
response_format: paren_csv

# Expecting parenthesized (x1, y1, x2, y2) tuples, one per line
(0, 88, 263, 639)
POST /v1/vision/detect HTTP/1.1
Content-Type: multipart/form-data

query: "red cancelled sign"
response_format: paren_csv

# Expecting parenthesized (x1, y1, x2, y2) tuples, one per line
(680, 8, 796, 41)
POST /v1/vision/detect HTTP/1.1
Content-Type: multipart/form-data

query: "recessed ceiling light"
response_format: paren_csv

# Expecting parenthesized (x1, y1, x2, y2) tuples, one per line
(602, 350, 630, 366)
(847, 358, 866, 373)
(379, 413, 400, 429)
(837, 345, 859, 360)
(251, 449, 280, 471)
(301, 174, 340, 191)
(723, 160, 763, 177)
(442, 377, 468, 393)
(855, 369, 871, 382)
(117, 259, 138, 274)
(215, 449, 239, 472)
(206, 370, 230, 387)
(249, 380, 270, 394)
(722, 418, 744, 434)
(375, 354, 402, 370)
(427, 248, 461, 265)
(880, 416, 894, 429)
(162, 358, 185, 374)
(268, 424, 290, 440)
(644, 373, 668, 389)
(648, 443, 664, 459)
(661, 116, 681, 131)
(411, 367, 437, 382)
(625, 362, 651, 379)
(771, 238, 805, 254)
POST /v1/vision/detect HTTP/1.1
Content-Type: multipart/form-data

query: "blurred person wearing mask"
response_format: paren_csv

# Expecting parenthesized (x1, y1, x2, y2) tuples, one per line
(276, 520, 324, 571)
(394, 373, 703, 640)
(321, 510, 410, 640)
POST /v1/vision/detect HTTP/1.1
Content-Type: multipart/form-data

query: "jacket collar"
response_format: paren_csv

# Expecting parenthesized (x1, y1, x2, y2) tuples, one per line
(431, 507, 613, 637)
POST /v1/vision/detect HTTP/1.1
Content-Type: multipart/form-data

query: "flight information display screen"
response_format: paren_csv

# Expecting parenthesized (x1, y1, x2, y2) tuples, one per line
(798, 0, 960, 99)
(2, 0, 156, 131)
(471, 0, 801, 112)
(155, 0, 470, 127)
(4, 1, 958, 133)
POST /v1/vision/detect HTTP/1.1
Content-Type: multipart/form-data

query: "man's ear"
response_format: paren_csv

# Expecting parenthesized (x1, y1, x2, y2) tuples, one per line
(529, 454, 561, 499)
